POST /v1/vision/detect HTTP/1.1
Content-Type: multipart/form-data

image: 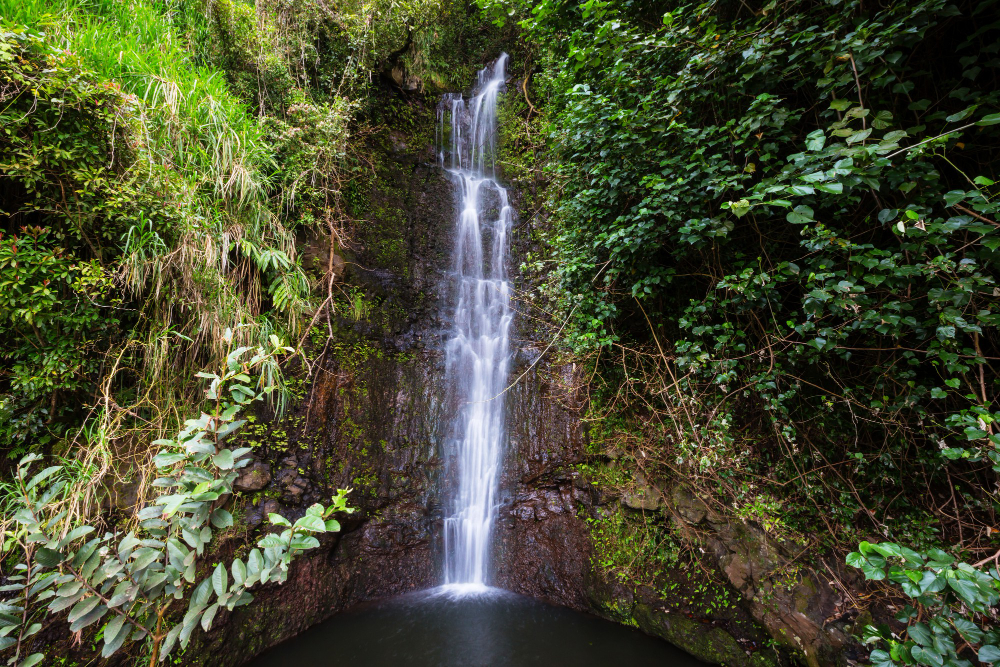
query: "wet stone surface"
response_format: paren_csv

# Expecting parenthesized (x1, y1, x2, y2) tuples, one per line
(184, 83, 853, 667)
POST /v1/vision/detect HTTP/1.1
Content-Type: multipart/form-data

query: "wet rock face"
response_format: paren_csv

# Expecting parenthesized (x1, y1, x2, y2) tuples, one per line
(190, 84, 853, 667)
(669, 486, 855, 667)
(187, 88, 451, 667)
(493, 358, 592, 609)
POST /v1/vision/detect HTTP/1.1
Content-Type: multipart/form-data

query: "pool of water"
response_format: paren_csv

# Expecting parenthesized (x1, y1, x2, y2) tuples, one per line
(246, 586, 704, 667)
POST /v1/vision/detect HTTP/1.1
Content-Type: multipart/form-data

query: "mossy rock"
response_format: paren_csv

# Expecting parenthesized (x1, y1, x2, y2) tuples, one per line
(632, 603, 777, 667)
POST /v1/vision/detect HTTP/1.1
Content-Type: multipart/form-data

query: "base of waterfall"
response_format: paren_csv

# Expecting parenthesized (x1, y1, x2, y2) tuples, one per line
(246, 587, 704, 666)
(437, 582, 498, 597)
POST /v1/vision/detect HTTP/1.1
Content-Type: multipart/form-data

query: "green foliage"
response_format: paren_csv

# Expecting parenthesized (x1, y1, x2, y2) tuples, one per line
(489, 0, 1000, 657)
(0, 339, 353, 665)
(0, 227, 117, 453)
(509, 0, 1000, 553)
(848, 542, 1000, 667)
(0, 7, 310, 462)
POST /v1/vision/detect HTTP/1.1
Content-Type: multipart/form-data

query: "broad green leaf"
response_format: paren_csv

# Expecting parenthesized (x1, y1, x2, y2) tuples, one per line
(35, 548, 63, 568)
(102, 614, 127, 648)
(19, 654, 44, 667)
(908, 622, 932, 646)
(57, 526, 94, 550)
(295, 515, 327, 532)
(211, 509, 234, 529)
(193, 578, 213, 608)
(67, 596, 100, 623)
(232, 558, 247, 587)
(947, 578, 980, 607)
(159, 624, 181, 661)
(258, 535, 285, 548)
(212, 563, 228, 597)
(911, 645, 943, 667)
(130, 548, 160, 573)
(805, 129, 826, 151)
(213, 450, 235, 470)
(201, 603, 219, 632)
(979, 645, 1000, 663)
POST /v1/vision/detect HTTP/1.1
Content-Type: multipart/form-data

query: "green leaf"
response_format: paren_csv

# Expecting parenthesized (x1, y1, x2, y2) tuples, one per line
(258, 535, 285, 548)
(911, 645, 943, 667)
(977, 113, 1000, 126)
(232, 558, 247, 587)
(26, 466, 62, 491)
(154, 452, 186, 468)
(159, 625, 181, 660)
(943, 190, 966, 207)
(211, 509, 234, 529)
(213, 449, 235, 470)
(846, 550, 885, 580)
(58, 526, 95, 550)
(872, 110, 893, 129)
(201, 603, 219, 632)
(35, 548, 63, 567)
(805, 129, 826, 151)
(295, 515, 327, 532)
(102, 614, 127, 649)
(193, 578, 213, 607)
(946, 105, 977, 122)
(908, 622, 932, 646)
(815, 182, 843, 194)
(979, 646, 1000, 663)
(130, 548, 160, 573)
(247, 549, 264, 576)
(268, 513, 291, 527)
(67, 596, 100, 623)
(846, 128, 872, 144)
(926, 549, 954, 566)
(947, 578, 980, 607)
(212, 563, 228, 597)
(289, 535, 320, 551)
(786, 205, 814, 224)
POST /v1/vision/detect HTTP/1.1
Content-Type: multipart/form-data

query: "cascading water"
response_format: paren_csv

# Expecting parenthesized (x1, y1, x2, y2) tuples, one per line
(437, 53, 512, 591)
(248, 51, 707, 667)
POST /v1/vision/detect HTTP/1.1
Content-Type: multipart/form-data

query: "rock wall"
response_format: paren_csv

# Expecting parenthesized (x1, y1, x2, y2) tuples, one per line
(187, 82, 857, 667)
(188, 84, 452, 666)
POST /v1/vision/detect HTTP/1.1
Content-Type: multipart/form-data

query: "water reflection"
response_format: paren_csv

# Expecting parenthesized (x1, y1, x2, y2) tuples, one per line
(246, 587, 705, 666)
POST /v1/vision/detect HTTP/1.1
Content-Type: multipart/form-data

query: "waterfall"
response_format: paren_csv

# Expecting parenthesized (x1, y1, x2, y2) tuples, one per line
(438, 53, 512, 591)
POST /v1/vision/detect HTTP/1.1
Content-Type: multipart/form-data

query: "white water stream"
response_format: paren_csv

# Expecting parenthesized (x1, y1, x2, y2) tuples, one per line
(438, 54, 512, 590)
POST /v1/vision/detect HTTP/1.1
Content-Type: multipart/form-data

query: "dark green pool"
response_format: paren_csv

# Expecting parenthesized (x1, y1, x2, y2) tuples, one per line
(246, 586, 704, 666)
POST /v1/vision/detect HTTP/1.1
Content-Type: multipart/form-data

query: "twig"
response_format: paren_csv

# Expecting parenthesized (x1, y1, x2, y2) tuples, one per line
(953, 204, 1000, 228)
(884, 123, 976, 159)
(848, 53, 866, 133)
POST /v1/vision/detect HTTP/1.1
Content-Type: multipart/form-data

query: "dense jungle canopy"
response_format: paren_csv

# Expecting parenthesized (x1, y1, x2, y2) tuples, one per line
(1, 0, 999, 665)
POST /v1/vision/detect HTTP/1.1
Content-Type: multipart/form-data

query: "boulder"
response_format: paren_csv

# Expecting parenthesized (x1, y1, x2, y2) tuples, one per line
(234, 462, 271, 492)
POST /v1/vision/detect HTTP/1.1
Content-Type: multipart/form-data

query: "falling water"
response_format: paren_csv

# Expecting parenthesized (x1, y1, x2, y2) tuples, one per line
(438, 53, 512, 590)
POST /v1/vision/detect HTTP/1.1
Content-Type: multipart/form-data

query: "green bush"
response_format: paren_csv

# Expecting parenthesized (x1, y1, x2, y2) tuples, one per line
(0, 337, 353, 665)
(507, 0, 999, 547)
(849, 541, 1000, 667)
